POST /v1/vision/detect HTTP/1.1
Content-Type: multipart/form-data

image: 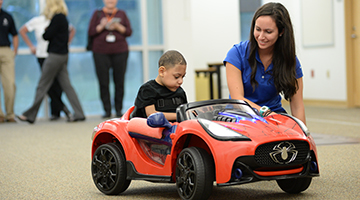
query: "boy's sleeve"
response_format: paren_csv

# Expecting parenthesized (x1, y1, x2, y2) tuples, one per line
(135, 86, 157, 108)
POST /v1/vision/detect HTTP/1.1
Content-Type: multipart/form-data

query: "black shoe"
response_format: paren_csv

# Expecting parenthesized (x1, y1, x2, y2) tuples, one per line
(62, 106, 71, 120)
(102, 113, 111, 118)
(50, 115, 60, 121)
(67, 117, 86, 122)
(16, 115, 34, 124)
(116, 113, 123, 117)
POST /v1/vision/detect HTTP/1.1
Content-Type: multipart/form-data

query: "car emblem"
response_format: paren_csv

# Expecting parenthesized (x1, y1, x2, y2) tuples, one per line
(269, 142, 298, 164)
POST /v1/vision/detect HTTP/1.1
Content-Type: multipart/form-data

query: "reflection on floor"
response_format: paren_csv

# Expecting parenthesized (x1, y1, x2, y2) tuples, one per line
(311, 132, 360, 146)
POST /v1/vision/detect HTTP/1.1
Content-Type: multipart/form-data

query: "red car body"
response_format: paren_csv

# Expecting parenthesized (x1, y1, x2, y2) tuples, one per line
(91, 99, 319, 200)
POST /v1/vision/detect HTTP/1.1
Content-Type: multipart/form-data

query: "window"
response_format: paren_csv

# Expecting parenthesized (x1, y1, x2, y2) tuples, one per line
(2, 0, 164, 117)
(239, 0, 261, 41)
(2, 0, 40, 47)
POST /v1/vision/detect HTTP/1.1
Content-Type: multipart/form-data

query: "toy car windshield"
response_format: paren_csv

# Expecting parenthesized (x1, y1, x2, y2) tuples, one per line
(176, 99, 259, 122)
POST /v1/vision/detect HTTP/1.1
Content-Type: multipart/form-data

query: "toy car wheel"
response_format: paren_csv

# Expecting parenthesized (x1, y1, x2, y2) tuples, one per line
(277, 177, 312, 194)
(176, 147, 214, 200)
(91, 143, 131, 195)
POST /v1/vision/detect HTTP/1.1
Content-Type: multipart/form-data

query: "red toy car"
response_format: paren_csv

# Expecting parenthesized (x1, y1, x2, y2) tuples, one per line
(91, 99, 319, 200)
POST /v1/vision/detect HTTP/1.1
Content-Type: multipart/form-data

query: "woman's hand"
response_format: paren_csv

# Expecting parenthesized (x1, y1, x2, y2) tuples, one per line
(107, 22, 126, 34)
(30, 46, 36, 54)
(96, 18, 108, 32)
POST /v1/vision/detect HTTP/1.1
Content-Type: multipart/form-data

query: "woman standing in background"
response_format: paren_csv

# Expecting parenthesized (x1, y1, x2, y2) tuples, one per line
(17, 0, 85, 124)
(87, 0, 132, 118)
(19, 12, 76, 121)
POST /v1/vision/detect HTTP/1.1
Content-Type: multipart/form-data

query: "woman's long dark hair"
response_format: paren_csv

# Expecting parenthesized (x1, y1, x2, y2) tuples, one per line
(248, 2, 298, 101)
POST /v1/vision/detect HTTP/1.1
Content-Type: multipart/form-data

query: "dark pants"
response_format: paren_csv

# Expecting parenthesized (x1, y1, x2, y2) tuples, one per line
(24, 53, 84, 122)
(93, 52, 128, 116)
(38, 58, 65, 117)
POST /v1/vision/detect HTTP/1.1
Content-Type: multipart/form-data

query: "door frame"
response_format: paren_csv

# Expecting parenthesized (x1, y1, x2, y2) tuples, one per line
(344, 0, 356, 107)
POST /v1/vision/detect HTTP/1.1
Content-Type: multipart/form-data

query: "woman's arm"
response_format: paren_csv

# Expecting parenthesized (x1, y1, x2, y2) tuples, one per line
(226, 62, 263, 111)
(19, 26, 36, 54)
(12, 35, 19, 55)
(68, 25, 76, 44)
(95, 17, 107, 33)
(289, 77, 306, 124)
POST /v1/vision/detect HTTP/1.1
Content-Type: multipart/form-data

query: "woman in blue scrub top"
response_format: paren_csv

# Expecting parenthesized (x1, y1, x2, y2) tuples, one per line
(224, 2, 306, 124)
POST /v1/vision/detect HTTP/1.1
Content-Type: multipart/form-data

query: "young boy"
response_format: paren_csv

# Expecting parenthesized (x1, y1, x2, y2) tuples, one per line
(131, 50, 187, 121)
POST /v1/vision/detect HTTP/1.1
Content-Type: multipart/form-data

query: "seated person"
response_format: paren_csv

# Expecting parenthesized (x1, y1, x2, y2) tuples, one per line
(131, 50, 188, 122)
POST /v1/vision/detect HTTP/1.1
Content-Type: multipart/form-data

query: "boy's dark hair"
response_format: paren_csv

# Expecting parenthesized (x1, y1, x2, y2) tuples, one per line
(158, 50, 187, 69)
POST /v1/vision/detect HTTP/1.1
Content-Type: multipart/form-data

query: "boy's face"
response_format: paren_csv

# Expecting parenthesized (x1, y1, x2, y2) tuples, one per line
(159, 64, 186, 92)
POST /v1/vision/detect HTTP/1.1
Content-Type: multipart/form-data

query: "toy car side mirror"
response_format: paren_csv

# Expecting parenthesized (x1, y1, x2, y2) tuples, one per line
(147, 112, 172, 129)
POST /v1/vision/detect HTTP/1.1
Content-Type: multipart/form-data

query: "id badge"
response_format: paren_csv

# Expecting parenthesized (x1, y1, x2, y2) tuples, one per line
(106, 33, 116, 43)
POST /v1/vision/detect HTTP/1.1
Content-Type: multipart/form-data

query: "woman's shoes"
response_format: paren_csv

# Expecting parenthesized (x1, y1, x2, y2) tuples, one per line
(16, 114, 85, 123)
(16, 115, 35, 124)
(67, 117, 86, 122)
(49, 106, 72, 121)
(102, 113, 111, 119)
(62, 106, 72, 121)
(50, 115, 60, 121)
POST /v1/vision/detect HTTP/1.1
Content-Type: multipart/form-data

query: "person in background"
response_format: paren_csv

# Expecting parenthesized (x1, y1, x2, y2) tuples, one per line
(224, 2, 306, 124)
(17, 0, 85, 124)
(87, 0, 132, 118)
(19, 14, 76, 121)
(0, 0, 18, 123)
(131, 50, 188, 122)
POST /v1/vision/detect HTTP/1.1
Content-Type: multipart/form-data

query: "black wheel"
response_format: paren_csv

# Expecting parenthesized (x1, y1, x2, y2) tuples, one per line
(91, 143, 131, 195)
(277, 177, 312, 194)
(176, 147, 214, 200)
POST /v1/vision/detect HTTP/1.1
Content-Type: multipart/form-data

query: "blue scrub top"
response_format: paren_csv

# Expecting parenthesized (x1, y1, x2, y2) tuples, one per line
(224, 40, 303, 112)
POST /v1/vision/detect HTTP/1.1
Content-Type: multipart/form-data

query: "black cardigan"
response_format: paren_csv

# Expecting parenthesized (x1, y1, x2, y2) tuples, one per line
(43, 13, 69, 54)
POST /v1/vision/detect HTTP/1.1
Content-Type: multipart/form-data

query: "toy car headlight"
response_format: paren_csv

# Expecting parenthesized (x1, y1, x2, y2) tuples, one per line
(281, 113, 310, 136)
(198, 118, 251, 141)
(292, 116, 310, 136)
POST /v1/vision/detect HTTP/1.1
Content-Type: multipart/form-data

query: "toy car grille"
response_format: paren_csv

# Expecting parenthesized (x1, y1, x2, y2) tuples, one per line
(254, 140, 310, 166)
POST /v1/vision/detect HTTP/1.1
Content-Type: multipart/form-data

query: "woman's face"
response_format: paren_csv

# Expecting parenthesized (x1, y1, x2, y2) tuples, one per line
(253, 15, 281, 51)
(103, 0, 118, 10)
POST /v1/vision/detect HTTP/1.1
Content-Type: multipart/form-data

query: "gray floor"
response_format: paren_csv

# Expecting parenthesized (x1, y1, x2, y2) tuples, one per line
(0, 105, 359, 199)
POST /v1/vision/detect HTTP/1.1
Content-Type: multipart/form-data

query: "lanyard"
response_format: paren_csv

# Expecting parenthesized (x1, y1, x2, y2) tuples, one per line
(102, 7, 118, 22)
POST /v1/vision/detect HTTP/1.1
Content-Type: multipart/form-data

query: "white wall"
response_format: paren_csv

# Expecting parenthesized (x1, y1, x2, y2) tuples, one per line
(162, 0, 240, 102)
(298, 0, 347, 101)
(163, 0, 347, 102)
(263, 0, 347, 101)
